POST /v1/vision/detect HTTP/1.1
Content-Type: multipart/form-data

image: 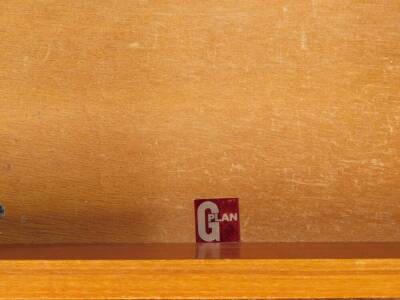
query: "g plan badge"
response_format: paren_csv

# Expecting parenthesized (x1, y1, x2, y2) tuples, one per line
(194, 198, 240, 243)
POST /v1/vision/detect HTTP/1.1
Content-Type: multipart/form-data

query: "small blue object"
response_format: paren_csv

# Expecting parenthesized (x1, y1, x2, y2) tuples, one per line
(0, 205, 5, 218)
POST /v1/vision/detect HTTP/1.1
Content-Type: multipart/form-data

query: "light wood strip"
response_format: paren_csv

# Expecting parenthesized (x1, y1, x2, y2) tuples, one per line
(1, 243, 400, 299)
(1, 259, 400, 299)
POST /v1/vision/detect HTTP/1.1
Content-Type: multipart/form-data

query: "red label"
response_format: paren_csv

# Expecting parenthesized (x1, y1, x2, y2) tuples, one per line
(194, 198, 240, 243)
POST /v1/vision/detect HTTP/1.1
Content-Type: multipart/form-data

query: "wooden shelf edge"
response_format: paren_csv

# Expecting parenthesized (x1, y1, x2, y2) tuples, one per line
(1, 243, 400, 299)
(1, 242, 400, 259)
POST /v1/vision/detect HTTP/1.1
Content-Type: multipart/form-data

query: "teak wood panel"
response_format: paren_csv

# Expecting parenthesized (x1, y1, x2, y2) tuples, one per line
(0, 243, 400, 299)
(2, 259, 400, 299)
(1, 1, 400, 243)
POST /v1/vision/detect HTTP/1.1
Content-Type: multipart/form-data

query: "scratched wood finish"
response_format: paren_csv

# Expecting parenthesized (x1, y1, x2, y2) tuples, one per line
(0, 1, 400, 243)
(1, 259, 400, 299)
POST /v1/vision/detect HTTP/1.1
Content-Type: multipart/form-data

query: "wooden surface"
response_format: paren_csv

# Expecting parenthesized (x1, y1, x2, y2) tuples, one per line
(0, 243, 400, 299)
(1, 1, 400, 244)
(3, 260, 400, 299)
(1, 242, 400, 260)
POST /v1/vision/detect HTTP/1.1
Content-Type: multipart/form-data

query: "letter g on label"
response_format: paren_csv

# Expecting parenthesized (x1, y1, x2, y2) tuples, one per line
(197, 201, 220, 242)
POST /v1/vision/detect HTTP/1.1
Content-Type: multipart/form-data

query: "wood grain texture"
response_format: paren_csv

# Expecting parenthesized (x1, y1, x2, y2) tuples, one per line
(1, 259, 400, 299)
(0, 243, 400, 299)
(0, 1, 400, 243)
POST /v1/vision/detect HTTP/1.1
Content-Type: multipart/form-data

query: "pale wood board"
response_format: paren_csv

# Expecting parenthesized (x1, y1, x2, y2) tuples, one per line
(0, 1, 400, 243)
(1, 259, 400, 299)
(1, 243, 400, 299)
